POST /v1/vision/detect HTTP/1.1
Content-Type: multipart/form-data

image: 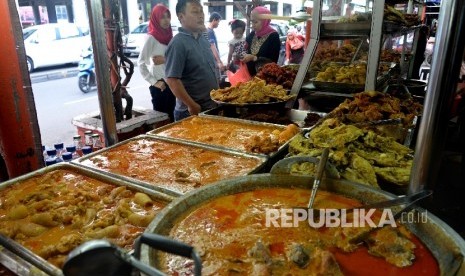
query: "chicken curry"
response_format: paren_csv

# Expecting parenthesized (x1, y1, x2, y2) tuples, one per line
(0, 169, 167, 268)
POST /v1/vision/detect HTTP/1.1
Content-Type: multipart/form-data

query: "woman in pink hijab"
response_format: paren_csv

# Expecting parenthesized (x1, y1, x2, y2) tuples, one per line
(285, 30, 305, 64)
(138, 4, 175, 121)
(241, 6, 282, 76)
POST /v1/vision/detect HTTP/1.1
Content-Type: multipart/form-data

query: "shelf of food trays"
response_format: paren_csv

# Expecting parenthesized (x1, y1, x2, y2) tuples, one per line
(73, 134, 268, 195)
(0, 162, 174, 276)
(201, 106, 326, 131)
(318, 8, 421, 39)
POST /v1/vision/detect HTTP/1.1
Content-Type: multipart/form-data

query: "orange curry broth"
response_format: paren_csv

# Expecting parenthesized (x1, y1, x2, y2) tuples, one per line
(155, 116, 287, 153)
(0, 169, 166, 268)
(163, 188, 439, 275)
(332, 234, 439, 276)
(79, 137, 263, 194)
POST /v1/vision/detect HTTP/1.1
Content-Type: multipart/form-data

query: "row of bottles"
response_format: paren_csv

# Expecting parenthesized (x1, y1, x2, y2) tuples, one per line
(43, 131, 104, 166)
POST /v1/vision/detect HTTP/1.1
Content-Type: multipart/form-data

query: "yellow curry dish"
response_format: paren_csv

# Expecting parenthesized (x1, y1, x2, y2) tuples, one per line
(152, 116, 300, 155)
(0, 169, 167, 268)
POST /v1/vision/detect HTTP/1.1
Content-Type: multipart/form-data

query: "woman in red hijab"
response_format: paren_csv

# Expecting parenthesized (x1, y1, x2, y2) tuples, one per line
(138, 4, 175, 122)
(241, 6, 282, 76)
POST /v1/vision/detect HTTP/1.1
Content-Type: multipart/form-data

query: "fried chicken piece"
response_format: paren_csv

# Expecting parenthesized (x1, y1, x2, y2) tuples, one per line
(374, 166, 412, 186)
(310, 122, 364, 148)
(278, 124, 300, 144)
(245, 132, 279, 154)
(348, 153, 379, 187)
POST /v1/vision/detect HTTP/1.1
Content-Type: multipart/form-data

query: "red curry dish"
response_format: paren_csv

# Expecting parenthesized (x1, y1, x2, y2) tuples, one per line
(79, 137, 264, 194)
(159, 188, 439, 275)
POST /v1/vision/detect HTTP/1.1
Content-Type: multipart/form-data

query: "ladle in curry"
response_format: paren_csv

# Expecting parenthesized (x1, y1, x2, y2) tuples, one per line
(349, 189, 432, 212)
(62, 233, 202, 276)
(348, 189, 433, 244)
(307, 148, 330, 209)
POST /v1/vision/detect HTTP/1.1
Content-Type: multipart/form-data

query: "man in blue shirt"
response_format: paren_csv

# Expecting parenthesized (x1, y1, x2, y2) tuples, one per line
(165, 0, 219, 121)
(207, 12, 225, 71)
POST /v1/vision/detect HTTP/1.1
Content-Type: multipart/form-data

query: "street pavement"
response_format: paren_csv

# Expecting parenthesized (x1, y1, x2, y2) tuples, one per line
(29, 56, 139, 84)
(30, 67, 80, 84)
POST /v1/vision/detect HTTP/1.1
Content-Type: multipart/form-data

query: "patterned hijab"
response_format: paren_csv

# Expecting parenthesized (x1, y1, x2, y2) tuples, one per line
(252, 6, 277, 38)
(147, 4, 173, 45)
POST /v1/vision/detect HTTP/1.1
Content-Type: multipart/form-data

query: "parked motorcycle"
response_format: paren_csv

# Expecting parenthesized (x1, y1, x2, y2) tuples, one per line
(78, 47, 96, 93)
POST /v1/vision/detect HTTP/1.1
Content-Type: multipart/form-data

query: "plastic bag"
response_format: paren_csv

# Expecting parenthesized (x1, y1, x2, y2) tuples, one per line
(227, 62, 252, 86)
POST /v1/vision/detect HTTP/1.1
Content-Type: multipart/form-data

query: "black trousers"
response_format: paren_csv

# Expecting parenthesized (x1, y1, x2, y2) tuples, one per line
(149, 85, 176, 122)
(290, 48, 304, 64)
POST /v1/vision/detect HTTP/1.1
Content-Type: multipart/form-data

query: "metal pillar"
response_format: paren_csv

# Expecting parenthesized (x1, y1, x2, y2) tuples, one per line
(45, 0, 57, 23)
(287, 0, 321, 106)
(85, 0, 118, 147)
(66, 1, 74, 23)
(409, 0, 465, 193)
(0, 0, 44, 180)
(365, 0, 385, 91)
(32, 4, 41, 25)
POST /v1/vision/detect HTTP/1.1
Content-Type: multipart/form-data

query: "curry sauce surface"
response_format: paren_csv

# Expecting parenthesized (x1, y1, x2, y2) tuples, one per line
(155, 116, 291, 154)
(161, 188, 439, 275)
(0, 169, 166, 268)
(80, 138, 263, 194)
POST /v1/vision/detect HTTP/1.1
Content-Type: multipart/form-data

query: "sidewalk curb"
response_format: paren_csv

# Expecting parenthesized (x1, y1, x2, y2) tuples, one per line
(30, 69, 80, 84)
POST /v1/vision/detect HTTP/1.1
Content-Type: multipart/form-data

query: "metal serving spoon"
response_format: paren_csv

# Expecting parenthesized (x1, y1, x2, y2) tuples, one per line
(63, 233, 202, 276)
(307, 148, 330, 209)
(347, 189, 433, 244)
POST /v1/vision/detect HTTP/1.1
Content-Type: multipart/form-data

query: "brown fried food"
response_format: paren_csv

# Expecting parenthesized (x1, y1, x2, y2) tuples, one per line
(256, 63, 298, 89)
(244, 132, 279, 154)
(278, 124, 300, 144)
(211, 77, 293, 104)
(334, 91, 422, 128)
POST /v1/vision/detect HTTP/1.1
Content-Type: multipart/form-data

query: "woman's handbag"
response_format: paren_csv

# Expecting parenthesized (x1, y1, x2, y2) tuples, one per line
(227, 62, 252, 86)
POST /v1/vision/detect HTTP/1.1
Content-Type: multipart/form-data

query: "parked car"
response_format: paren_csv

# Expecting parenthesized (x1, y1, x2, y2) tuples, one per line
(22, 23, 90, 72)
(123, 22, 178, 57)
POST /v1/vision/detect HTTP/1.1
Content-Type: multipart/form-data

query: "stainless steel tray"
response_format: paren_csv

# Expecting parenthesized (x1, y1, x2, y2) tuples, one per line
(200, 107, 326, 130)
(322, 21, 371, 32)
(286, 109, 327, 130)
(0, 162, 175, 276)
(212, 98, 290, 107)
(73, 135, 268, 195)
(147, 115, 300, 158)
(312, 78, 365, 94)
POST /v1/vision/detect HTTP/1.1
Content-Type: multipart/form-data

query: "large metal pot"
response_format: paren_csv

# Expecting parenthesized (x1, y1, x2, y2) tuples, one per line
(142, 157, 465, 275)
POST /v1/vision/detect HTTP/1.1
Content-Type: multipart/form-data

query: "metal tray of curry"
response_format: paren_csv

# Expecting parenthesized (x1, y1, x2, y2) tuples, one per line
(146, 115, 301, 157)
(141, 171, 465, 275)
(74, 135, 268, 195)
(0, 162, 174, 276)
